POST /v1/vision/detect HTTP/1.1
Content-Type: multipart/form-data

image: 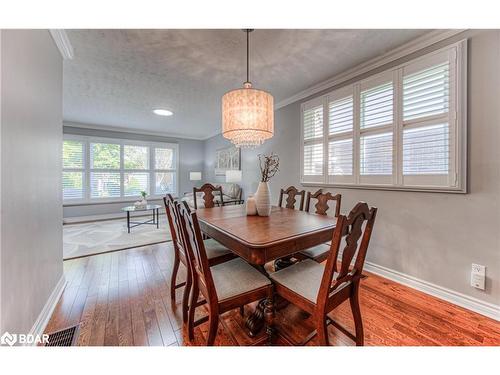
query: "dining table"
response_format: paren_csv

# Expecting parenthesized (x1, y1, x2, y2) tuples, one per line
(195, 204, 337, 339)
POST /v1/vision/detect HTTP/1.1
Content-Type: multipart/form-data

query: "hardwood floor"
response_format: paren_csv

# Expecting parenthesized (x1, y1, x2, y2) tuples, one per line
(44, 242, 500, 346)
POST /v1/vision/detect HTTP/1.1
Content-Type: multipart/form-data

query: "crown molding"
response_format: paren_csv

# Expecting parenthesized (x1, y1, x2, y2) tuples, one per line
(275, 29, 468, 109)
(49, 29, 74, 60)
(63, 121, 207, 141)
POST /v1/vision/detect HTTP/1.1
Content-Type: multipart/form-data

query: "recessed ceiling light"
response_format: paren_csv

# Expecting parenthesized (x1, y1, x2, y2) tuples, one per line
(153, 109, 173, 116)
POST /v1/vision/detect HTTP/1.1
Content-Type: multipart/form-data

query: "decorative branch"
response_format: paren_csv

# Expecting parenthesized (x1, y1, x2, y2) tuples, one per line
(258, 152, 280, 182)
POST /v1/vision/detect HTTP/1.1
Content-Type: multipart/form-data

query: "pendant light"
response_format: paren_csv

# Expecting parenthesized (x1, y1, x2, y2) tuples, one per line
(222, 29, 274, 148)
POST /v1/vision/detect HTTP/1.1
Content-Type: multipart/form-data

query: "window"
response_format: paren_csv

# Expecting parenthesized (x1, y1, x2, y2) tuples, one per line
(301, 102, 324, 182)
(327, 87, 354, 184)
(154, 147, 176, 195)
(62, 136, 179, 202)
(301, 41, 466, 192)
(62, 140, 85, 199)
(90, 142, 121, 198)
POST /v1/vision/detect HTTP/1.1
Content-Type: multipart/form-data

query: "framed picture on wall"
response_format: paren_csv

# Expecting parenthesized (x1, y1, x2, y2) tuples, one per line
(215, 146, 240, 176)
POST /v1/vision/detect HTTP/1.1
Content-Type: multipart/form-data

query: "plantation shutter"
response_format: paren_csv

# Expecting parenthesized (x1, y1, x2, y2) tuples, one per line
(62, 140, 85, 200)
(359, 74, 394, 185)
(302, 100, 325, 183)
(90, 142, 121, 198)
(401, 50, 455, 187)
(298, 43, 464, 192)
(327, 90, 354, 184)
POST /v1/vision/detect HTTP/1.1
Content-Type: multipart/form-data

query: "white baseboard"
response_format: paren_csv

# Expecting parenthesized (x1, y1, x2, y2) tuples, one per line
(27, 275, 67, 345)
(364, 261, 500, 322)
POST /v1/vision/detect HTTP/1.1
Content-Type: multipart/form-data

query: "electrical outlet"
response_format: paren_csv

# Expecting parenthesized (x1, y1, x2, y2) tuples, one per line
(471, 263, 486, 290)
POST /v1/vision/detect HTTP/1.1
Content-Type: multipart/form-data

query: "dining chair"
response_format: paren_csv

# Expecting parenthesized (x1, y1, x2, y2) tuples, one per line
(274, 186, 307, 270)
(163, 194, 235, 325)
(297, 189, 342, 263)
(177, 200, 274, 345)
(193, 183, 224, 209)
(270, 202, 377, 346)
(278, 186, 306, 211)
(305, 189, 342, 216)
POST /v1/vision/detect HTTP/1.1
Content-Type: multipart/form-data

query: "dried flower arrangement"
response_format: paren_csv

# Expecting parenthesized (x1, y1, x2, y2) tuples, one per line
(258, 152, 280, 182)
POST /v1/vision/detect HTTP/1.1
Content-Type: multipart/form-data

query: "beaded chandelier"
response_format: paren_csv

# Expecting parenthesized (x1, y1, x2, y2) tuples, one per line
(222, 30, 274, 148)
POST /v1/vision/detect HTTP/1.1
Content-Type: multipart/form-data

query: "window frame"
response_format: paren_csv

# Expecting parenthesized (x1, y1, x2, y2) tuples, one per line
(300, 40, 467, 193)
(62, 134, 180, 203)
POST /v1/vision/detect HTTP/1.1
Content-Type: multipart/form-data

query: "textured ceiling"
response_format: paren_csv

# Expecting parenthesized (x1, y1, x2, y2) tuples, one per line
(64, 29, 430, 139)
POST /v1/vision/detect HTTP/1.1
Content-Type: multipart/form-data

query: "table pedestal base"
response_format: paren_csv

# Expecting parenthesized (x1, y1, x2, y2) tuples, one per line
(245, 300, 266, 337)
(245, 295, 289, 337)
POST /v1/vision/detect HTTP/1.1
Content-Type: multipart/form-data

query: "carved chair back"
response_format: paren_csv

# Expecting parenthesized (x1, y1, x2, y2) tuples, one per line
(163, 194, 187, 259)
(278, 186, 306, 210)
(178, 200, 218, 304)
(316, 202, 377, 309)
(305, 189, 342, 217)
(193, 183, 224, 209)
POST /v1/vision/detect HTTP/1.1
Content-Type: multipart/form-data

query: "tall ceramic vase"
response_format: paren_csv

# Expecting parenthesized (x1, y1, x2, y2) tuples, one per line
(255, 182, 272, 216)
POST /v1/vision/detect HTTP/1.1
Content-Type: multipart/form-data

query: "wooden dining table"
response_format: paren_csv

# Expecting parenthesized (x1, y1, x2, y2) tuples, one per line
(195, 204, 337, 338)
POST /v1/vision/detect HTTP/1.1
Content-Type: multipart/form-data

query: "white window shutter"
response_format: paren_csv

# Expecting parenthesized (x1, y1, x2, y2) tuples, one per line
(302, 102, 325, 183)
(329, 96, 353, 134)
(303, 105, 324, 140)
(402, 57, 453, 187)
(327, 92, 354, 184)
(298, 42, 465, 192)
(62, 140, 85, 200)
(403, 62, 449, 121)
(360, 132, 393, 176)
(328, 139, 353, 176)
(360, 81, 393, 129)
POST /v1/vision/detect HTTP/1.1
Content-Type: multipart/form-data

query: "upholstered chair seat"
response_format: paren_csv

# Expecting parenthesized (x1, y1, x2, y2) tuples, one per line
(203, 238, 233, 260)
(297, 244, 331, 264)
(270, 259, 349, 303)
(211, 258, 272, 301)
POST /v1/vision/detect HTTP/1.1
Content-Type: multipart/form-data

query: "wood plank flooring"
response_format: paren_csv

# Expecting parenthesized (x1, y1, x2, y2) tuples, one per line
(44, 242, 500, 346)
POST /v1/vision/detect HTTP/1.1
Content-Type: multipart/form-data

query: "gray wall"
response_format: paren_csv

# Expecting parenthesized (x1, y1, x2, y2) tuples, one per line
(63, 125, 204, 218)
(204, 30, 500, 307)
(0, 30, 63, 334)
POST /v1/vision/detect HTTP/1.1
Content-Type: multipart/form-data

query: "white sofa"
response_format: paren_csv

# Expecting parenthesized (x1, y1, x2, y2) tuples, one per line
(182, 183, 242, 209)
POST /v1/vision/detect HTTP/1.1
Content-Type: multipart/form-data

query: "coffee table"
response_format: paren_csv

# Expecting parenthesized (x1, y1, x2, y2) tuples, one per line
(121, 204, 161, 233)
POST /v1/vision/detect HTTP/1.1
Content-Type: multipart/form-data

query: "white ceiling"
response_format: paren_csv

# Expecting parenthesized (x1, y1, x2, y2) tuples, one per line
(63, 29, 430, 140)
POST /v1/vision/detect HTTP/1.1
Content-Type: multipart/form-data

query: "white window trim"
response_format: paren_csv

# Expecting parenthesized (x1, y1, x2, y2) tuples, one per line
(300, 40, 467, 194)
(63, 134, 180, 203)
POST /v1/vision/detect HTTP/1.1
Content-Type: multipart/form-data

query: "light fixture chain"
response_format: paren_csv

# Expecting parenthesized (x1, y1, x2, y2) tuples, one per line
(246, 29, 249, 83)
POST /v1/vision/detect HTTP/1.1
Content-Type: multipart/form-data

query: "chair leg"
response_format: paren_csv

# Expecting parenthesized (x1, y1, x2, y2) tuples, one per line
(170, 253, 180, 304)
(349, 284, 364, 346)
(187, 283, 199, 341)
(206, 311, 219, 346)
(239, 305, 244, 317)
(316, 317, 329, 346)
(181, 265, 192, 325)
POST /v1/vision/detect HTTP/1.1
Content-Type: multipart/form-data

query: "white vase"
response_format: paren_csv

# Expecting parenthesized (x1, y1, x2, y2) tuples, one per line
(246, 194, 257, 216)
(255, 182, 271, 216)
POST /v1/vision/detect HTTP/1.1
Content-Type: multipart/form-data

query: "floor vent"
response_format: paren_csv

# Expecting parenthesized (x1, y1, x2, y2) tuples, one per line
(45, 325, 80, 346)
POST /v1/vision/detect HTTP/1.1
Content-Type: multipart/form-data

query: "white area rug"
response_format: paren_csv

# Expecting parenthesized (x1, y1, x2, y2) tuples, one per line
(63, 215, 171, 260)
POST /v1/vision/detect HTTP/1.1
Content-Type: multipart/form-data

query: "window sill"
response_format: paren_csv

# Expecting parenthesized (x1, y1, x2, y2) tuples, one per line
(63, 195, 178, 207)
(300, 182, 467, 194)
